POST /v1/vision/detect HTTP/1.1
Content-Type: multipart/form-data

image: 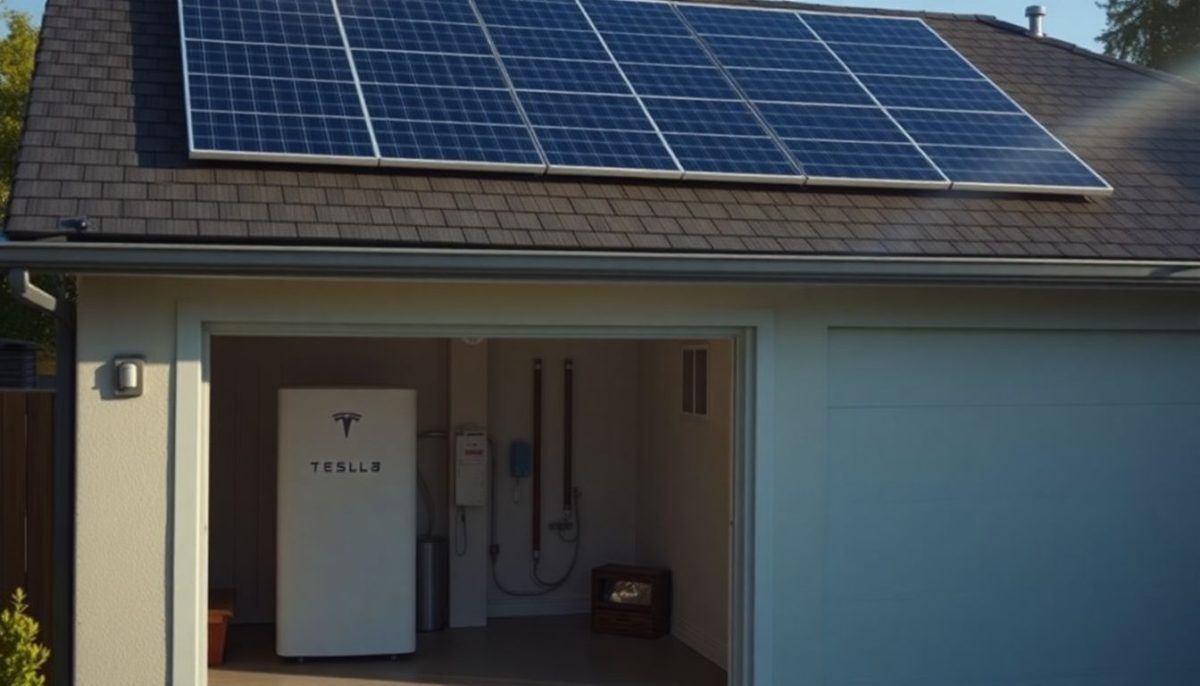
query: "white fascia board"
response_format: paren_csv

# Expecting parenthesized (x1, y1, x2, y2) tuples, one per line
(4, 241, 1200, 286)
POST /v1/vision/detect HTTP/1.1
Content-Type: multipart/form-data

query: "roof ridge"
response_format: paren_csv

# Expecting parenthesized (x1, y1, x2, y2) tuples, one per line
(972, 14, 1200, 92)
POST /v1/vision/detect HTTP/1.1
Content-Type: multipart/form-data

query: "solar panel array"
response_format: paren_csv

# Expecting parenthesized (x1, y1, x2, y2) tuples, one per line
(179, 0, 1112, 195)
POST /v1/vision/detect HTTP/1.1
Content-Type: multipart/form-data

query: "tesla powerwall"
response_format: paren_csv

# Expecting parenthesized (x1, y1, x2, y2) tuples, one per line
(276, 388, 417, 658)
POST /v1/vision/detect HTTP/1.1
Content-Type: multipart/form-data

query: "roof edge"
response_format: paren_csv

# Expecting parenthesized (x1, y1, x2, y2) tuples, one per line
(4, 240, 1200, 287)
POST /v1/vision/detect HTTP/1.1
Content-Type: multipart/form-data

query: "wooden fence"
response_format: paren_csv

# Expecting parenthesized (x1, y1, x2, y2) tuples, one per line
(0, 391, 54, 651)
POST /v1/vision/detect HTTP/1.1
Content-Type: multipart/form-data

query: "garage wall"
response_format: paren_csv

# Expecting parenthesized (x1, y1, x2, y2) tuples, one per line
(72, 276, 1200, 686)
(485, 339, 639, 616)
(208, 337, 449, 624)
(636, 339, 732, 669)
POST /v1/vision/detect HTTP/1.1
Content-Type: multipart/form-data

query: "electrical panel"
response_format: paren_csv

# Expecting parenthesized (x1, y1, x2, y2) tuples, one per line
(455, 431, 488, 507)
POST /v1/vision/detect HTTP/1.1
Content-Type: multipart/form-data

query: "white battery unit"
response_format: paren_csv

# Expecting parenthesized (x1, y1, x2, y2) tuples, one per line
(277, 388, 417, 658)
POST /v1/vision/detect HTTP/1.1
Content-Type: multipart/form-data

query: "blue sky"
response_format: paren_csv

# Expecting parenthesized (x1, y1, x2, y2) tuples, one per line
(4, 0, 1109, 51)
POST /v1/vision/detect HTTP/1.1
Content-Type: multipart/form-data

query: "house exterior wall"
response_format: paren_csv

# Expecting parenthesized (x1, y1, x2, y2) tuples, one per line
(74, 275, 1200, 685)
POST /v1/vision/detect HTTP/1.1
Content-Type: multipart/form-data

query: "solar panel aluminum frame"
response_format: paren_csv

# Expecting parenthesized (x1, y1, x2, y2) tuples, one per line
(791, 7, 1112, 197)
(377, 155, 546, 174)
(682, 169, 806, 184)
(672, 1, 950, 191)
(177, 0, 382, 167)
(909, 19, 1113, 197)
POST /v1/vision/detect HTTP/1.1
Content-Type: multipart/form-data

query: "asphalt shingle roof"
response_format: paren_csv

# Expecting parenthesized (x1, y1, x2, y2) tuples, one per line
(5, 0, 1200, 260)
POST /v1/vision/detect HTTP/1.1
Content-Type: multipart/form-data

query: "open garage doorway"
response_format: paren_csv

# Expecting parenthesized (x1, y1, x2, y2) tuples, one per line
(203, 333, 743, 685)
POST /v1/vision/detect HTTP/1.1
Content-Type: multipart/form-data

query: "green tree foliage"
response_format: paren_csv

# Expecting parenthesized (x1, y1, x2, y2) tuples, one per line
(1097, 0, 1200, 73)
(0, 588, 50, 686)
(0, 3, 49, 350)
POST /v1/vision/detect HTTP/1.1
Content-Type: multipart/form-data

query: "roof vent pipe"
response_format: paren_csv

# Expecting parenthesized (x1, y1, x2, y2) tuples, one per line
(1026, 5, 1046, 37)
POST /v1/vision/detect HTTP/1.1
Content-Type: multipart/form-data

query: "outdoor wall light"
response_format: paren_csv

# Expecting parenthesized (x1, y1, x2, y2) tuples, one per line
(113, 356, 144, 398)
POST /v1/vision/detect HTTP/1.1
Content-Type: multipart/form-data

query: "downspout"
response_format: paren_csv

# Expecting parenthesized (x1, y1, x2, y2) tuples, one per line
(7, 268, 75, 683)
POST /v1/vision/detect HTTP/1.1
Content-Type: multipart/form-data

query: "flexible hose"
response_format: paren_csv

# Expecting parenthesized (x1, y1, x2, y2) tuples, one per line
(531, 488, 581, 588)
(492, 492, 582, 595)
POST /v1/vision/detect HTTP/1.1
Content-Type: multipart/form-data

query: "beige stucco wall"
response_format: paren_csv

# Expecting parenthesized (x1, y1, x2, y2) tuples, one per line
(636, 339, 733, 668)
(74, 275, 1200, 685)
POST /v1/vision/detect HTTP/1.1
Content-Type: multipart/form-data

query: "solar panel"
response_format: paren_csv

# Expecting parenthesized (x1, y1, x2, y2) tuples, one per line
(340, 0, 543, 170)
(580, 0, 799, 180)
(678, 4, 944, 188)
(179, 0, 1111, 195)
(484, 0, 679, 176)
(180, 0, 376, 162)
(801, 11, 1110, 192)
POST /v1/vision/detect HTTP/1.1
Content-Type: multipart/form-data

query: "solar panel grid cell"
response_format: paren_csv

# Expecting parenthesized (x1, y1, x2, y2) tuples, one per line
(338, 0, 478, 23)
(727, 68, 873, 106)
(191, 110, 376, 158)
(664, 133, 796, 175)
(784, 138, 947, 182)
(362, 84, 526, 125)
(489, 25, 612, 61)
(191, 74, 365, 118)
(801, 13, 944, 48)
(642, 97, 773, 137)
(183, 6, 344, 46)
(475, 0, 597, 32)
(701, 34, 845, 71)
(186, 41, 355, 82)
(534, 126, 679, 170)
(343, 17, 492, 53)
(679, 5, 816, 40)
(372, 119, 543, 164)
(351, 50, 508, 89)
(859, 74, 1022, 112)
(617, 63, 739, 99)
(504, 57, 630, 94)
(757, 103, 909, 143)
(830, 42, 981, 79)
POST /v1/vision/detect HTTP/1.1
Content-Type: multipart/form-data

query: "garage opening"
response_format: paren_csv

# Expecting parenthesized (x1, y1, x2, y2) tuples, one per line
(204, 335, 736, 685)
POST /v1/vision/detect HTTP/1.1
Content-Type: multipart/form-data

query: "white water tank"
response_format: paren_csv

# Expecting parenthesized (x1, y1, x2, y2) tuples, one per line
(276, 388, 417, 657)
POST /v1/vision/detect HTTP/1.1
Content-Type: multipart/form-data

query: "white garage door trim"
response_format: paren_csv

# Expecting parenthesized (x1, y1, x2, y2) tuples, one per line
(171, 305, 776, 686)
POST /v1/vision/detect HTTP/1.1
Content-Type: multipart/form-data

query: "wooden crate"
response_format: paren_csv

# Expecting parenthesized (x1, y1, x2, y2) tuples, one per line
(591, 565, 670, 639)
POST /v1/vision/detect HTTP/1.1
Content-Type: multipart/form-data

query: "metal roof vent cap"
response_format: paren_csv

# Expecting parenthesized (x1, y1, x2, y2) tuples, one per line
(1026, 5, 1047, 37)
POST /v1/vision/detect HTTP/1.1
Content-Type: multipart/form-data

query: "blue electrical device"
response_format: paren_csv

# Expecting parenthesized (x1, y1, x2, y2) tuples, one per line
(509, 440, 533, 478)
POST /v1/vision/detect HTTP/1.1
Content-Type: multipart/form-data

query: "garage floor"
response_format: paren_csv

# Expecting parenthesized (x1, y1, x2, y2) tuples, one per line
(209, 614, 727, 686)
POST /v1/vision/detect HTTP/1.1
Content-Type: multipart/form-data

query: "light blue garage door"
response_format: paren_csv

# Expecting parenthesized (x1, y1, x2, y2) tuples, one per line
(826, 328, 1200, 686)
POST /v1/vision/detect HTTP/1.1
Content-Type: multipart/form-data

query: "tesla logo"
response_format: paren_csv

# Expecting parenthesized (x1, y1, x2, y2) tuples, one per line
(332, 412, 362, 438)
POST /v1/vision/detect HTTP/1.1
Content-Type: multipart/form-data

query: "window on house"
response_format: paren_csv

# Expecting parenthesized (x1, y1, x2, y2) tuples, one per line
(682, 345, 708, 416)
